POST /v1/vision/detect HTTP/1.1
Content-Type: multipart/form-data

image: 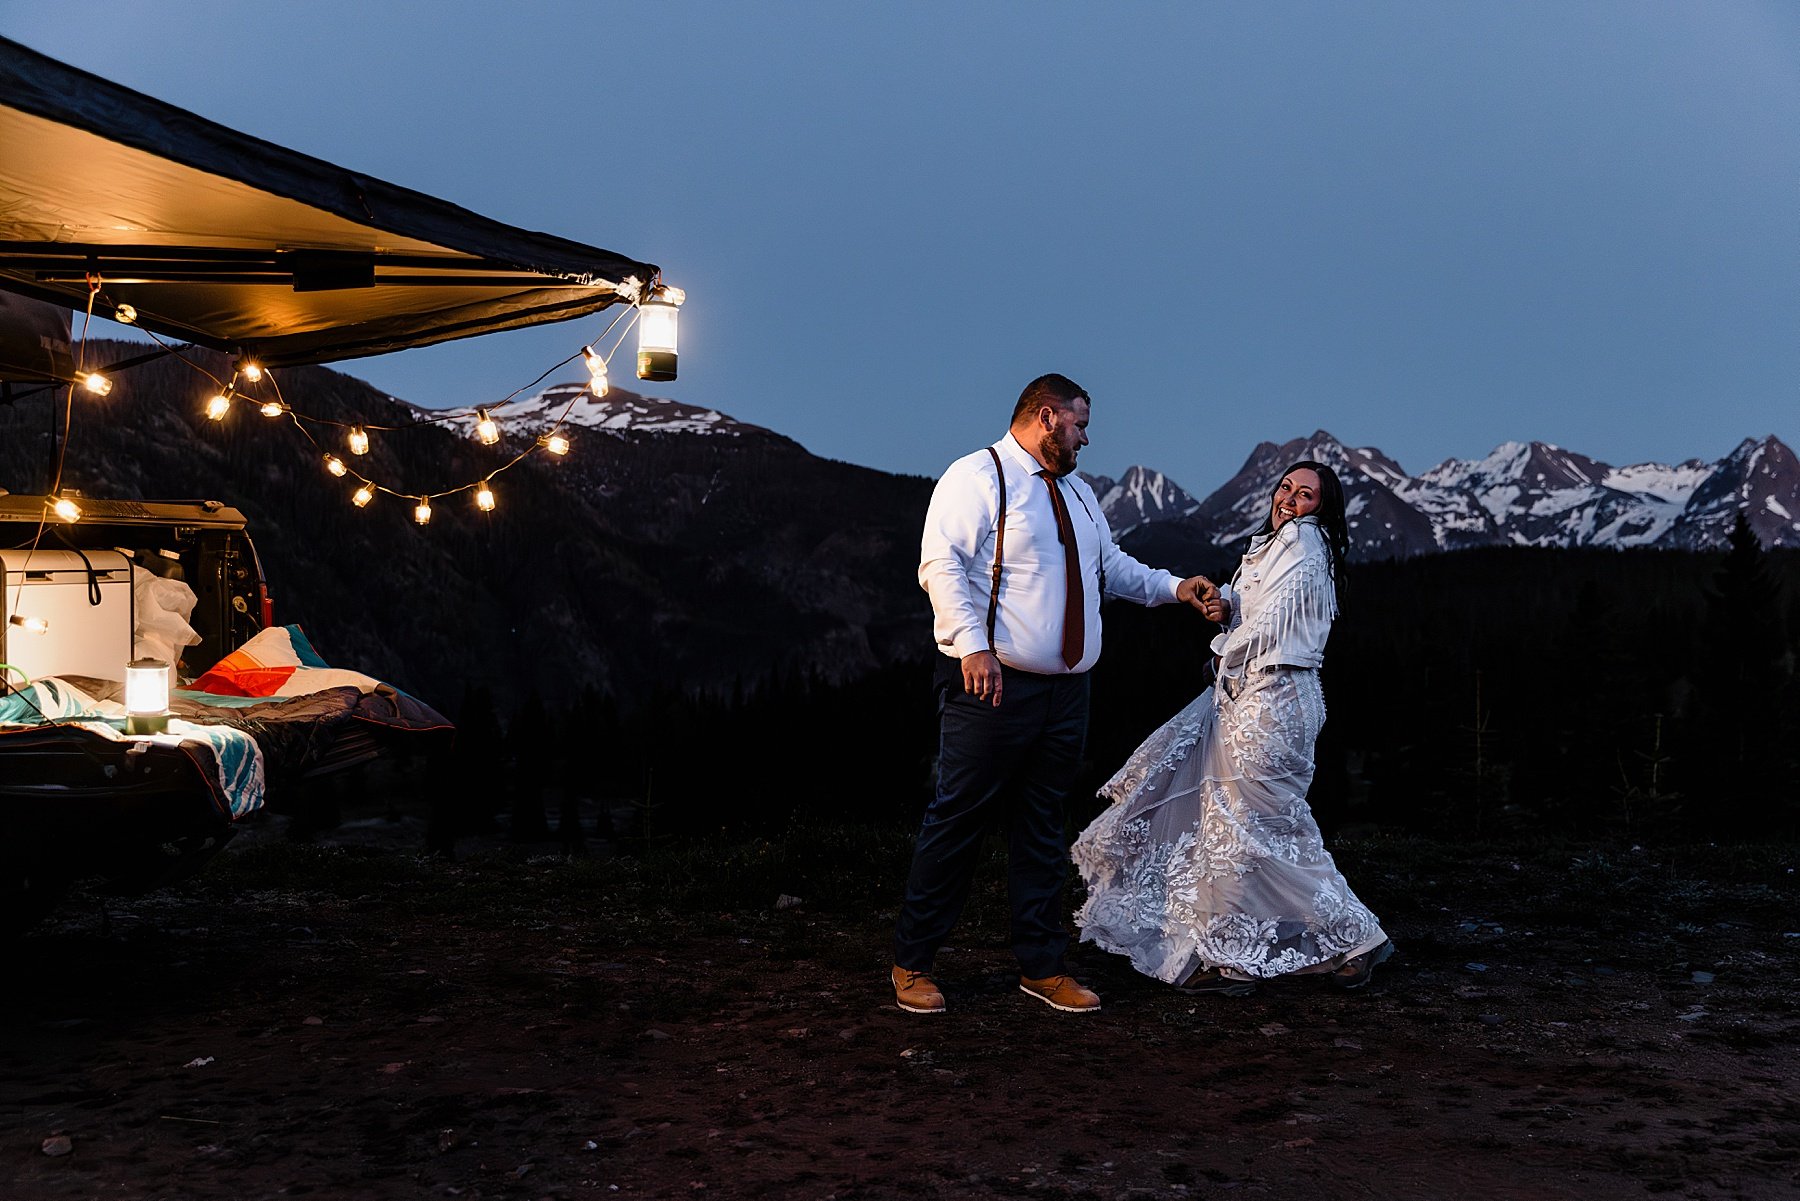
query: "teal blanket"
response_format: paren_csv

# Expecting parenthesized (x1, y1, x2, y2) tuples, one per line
(0, 679, 266, 819)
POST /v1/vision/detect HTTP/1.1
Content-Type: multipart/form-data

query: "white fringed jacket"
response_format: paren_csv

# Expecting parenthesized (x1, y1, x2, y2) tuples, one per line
(1210, 516, 1338, 679)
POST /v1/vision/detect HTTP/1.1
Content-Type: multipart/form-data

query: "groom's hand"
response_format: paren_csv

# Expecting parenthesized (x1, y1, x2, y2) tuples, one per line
(1177, 575, 1218, 611)
(962, 651, 1003, 707)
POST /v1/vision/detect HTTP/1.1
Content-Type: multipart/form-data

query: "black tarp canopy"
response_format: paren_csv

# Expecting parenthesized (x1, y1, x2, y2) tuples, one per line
(0, 37, 661, 369)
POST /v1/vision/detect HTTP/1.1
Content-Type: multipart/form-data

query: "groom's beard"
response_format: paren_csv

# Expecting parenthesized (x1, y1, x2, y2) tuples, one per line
(1038, 433, 1078, 477)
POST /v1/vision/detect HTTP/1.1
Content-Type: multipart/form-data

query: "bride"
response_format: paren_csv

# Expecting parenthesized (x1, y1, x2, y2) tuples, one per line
(1071, 460, 1392, 994)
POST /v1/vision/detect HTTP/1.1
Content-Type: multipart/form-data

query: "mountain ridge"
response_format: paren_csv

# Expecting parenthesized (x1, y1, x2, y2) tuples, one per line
(1106, 430, 1798, 566)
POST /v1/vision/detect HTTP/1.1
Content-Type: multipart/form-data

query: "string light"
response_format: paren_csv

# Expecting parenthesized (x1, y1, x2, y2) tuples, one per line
(581, 346, 609, 397)
(8, 614, 50, 635)
(66, 275, 691, 539)
(130, 279, 680, 525)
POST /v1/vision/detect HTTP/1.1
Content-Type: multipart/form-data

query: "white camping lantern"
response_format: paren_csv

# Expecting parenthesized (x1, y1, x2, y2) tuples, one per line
(125, 658, 171, 734)
(636, 288, 682, 381)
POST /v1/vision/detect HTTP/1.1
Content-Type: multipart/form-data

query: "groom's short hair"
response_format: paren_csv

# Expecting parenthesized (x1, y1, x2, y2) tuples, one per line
(1011, 374, 1089, 425)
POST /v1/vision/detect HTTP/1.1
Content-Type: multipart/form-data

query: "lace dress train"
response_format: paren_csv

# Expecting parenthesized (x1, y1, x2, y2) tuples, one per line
(1072, 667, 1386, 983)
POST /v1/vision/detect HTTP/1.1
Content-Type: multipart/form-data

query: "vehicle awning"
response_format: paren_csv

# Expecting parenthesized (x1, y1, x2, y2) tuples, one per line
(0, 37, 661, 368)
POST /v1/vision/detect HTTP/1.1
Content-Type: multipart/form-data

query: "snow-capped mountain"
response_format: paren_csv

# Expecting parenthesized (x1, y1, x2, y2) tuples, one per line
(1079, 466, 1199, 536)
(1125, 431, 1800, 562)
(432, 382, 784, 443)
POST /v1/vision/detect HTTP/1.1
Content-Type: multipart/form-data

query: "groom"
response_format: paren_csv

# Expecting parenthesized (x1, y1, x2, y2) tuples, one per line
(892, 373, 1218, 1014)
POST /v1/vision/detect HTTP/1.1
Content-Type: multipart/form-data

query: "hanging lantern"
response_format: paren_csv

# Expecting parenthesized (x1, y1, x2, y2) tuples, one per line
(324, 454, 348, 477)
(205, 391, 232, 421)
(475, 479, 496, 512)
(51, 494, 81, 523)
(636, 286, 682, 382)
(80, 371, 113, 396)
(413, 497, 433, 525)
(124, 658, 171, 735)
(541, 432, 570, 456)
(581, 346, 610, 397)
(348, 426, 370, 455)
(260, 401, 284, 418)
(474, 408, 500, 445)
(352, 484, 374, 508)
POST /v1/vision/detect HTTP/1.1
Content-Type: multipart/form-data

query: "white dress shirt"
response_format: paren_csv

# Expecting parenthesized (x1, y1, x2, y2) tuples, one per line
(920, 433, 1183, 675)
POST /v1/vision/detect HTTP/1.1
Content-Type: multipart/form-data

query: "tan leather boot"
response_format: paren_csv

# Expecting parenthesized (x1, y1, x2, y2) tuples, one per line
(891, 965, 946, 1014)
(1019, 974, 1101, 1012)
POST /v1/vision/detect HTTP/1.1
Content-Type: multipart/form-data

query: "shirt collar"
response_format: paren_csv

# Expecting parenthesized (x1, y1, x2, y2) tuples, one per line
(997, 431, 1047, 475)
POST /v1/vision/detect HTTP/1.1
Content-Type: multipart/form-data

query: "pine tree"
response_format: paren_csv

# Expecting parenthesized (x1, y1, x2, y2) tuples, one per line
(1690, 510, 1790, 818)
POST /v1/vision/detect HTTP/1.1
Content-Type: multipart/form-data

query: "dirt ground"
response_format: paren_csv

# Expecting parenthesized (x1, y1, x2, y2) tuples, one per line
(3, 813, 1797, 1201)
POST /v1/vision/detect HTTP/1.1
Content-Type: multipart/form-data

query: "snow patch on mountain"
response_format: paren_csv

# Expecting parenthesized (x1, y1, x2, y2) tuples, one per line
(432, 382, 770, 440)
(1081, 465, 1199, 536)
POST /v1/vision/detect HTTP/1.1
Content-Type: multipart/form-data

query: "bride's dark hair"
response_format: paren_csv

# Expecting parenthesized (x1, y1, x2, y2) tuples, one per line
(1252, 459, 1349, 594)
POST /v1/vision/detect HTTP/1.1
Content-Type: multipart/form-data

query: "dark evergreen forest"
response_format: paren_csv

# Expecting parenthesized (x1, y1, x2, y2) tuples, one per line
(449, 522, 1799, 849)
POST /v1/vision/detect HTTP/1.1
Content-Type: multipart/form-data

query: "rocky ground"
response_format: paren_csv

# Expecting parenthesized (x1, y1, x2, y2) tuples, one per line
(2, 814, 1797, 1200)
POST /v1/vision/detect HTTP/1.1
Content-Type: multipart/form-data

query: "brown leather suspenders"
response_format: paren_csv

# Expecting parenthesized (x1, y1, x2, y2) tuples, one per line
(984, 446, 1006, 652)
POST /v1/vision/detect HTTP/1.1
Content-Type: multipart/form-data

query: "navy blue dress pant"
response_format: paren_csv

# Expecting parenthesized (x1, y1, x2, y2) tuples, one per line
(893, 656, 1090, 980)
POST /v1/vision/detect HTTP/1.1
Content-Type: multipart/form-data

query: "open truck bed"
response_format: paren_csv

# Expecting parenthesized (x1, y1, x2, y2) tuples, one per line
(0, 495, 451, 932)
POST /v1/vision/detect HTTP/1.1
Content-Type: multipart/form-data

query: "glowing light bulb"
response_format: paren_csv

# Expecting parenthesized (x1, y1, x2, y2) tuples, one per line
(542, 432, 571, 456)
(474, 409, 500, 445)
(205, 392, 232, 421)
(8, 614, 49, 635)
(352, 484, 374, 508)
(348, 426, 370, 455)
(80, 371, 113, 396)
(413, 497, 433, 525)
(51, 495, 81, 523)
(260, 401, 284, 418)
(113, 303, 137, 324)
(237, 359, 264, 383)
(324, 454, 347, 477)
(581, 346, 609, 397)
(475, 480, 496, 512)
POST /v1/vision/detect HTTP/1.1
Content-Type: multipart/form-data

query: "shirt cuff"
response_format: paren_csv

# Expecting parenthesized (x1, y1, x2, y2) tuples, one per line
(950, 629, 992, 659)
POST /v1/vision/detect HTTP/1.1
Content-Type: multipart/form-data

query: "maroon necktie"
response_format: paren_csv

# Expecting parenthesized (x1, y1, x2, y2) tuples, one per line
(1038, 470, 1085, 669)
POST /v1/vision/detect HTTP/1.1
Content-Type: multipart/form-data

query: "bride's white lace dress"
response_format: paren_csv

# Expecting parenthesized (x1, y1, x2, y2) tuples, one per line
(1072, 517, 1386, 983)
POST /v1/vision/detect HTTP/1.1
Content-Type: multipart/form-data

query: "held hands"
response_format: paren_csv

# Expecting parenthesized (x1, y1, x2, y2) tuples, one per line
(962, 650, 1004, 707)
(1177, 575, 1231, 625)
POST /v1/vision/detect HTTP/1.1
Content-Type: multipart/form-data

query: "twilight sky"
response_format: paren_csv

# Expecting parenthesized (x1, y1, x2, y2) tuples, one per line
(9, 2, 1798, 493)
